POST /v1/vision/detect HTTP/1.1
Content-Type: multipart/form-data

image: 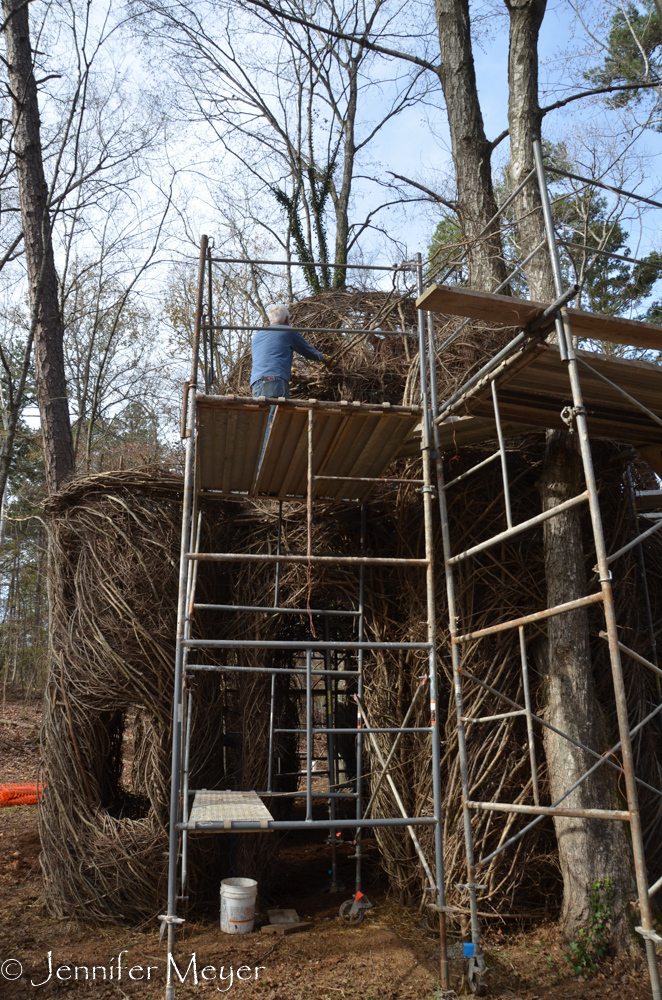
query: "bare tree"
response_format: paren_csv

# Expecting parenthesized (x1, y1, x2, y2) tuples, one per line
(2, 0, 75, 494)
(0, 0, 173, 498)
(503, 0, 640, 945)
(136, 0, 431, 285)
(63, 260, 157, 470)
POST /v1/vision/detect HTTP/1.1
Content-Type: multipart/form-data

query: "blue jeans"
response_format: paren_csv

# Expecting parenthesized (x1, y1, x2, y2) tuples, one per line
(251, 376, 290, 399)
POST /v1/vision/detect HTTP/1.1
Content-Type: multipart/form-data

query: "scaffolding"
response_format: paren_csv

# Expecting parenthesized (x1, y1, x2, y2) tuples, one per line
(163, 137, 662, 999)
(163, 247, 450, 999)
(418, 140, 662, 998)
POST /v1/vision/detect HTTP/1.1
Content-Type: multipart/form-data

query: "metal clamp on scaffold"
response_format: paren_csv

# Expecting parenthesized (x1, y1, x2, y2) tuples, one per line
(636, 926, 662, 944)
(560, 403, 587, 430)
(158, 914, 185, 941)
(527, 282, 580, 335)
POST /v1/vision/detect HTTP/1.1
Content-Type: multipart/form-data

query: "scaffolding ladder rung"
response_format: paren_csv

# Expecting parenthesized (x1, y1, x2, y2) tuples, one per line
(441, 450, 500, 491)
(454, 591, 604, 642)
(183, 639, 431, 650)
(467, 800, 630, 821)
(461, 710, 526, 723)
(186, 664, 360, 676)
(447, 490, 589, 565)
(193, 603, 360, 616)
(186, 552, 428, 567)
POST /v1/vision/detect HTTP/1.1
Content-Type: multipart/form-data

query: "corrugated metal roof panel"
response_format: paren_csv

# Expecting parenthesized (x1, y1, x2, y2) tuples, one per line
(196, 400, 269, 493)
(437, 346, 662, 450)
(195, 397, 421, 501)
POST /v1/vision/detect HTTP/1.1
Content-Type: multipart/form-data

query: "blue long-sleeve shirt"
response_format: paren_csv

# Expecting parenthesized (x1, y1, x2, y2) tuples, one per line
(250, 325, 324, 384)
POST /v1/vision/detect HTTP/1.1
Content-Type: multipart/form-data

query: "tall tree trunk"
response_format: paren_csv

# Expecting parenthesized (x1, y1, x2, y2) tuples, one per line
(3, 0, 75, 494)
(332, 56, 358, 290)
(506, 2, 638, 948)
(505, 0, 555, 299)
(537, 431, 636, 947)
(434, 0, 506, 291)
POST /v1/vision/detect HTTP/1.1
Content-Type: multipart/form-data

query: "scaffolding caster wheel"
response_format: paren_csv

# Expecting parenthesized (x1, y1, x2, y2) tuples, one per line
(339, 891, 373, 926)
(467, 956, 487, 996)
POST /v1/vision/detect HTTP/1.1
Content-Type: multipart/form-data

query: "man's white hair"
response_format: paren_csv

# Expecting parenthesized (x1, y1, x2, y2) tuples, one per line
(268, 303, 290, 325)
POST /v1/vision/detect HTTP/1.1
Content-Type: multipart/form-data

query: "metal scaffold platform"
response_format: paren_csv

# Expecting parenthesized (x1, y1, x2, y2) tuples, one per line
(195, 395, 420, 499)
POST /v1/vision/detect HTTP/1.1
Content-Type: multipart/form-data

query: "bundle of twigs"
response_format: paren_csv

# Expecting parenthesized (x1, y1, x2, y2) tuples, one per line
(225, 287, 511, 404)
(40, 469, 230, 921)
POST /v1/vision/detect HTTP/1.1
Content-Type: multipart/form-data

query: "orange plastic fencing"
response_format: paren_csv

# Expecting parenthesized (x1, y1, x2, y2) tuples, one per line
(0, 782, 44, 807)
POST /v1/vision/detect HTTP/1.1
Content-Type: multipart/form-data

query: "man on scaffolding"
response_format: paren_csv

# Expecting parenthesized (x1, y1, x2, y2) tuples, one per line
(250, 303, 325, 399)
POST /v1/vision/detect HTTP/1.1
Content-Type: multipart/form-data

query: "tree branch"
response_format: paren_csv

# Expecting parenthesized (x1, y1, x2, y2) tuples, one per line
(237, 0, 439, 73)
(387, 172, 458, 212)
(489, 80, 662, 152)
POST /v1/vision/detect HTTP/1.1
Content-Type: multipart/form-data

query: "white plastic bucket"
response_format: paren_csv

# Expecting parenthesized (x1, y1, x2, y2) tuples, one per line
(220, 877, 258, 934)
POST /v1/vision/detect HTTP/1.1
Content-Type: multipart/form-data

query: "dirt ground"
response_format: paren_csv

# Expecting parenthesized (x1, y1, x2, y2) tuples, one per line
(0, 697, 656, 999)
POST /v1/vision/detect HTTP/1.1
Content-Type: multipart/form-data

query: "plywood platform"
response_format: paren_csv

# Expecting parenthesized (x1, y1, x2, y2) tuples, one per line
(417, 283, 662, 352)
(187, 790, 273, 830)
(196, 396, 421, 501)
(436, 345, 662, 454)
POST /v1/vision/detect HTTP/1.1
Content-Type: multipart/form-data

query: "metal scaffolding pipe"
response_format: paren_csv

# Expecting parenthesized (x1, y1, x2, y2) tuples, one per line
(187, 664, 360, 677)
(545, 166, 662, 211)
(274, 726, 432, 735)
(183, 638, 431, 650)
(577, 356, 662, 430)
(519, 627, 541, 806)
(165, 235, 207, 1000)
(180, 816, 437, 831)
(313, 474, 424, 484)
(462, 709, 526, 724)
(535, 136, 662, 999)
(197, 394, 419, 414)
(468, 801, 630, 820)
(194, 603, 360, 616)
(186, 552, 428, 567)
(600, 633, 662, 681)
(356, 694, 437, 889)
(447, 490, 588, 565)
(442, 450, 500, 491)
(605, 517, 662, 566)
(453, 591, 603, 642)
(208, 257, 412, 271)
